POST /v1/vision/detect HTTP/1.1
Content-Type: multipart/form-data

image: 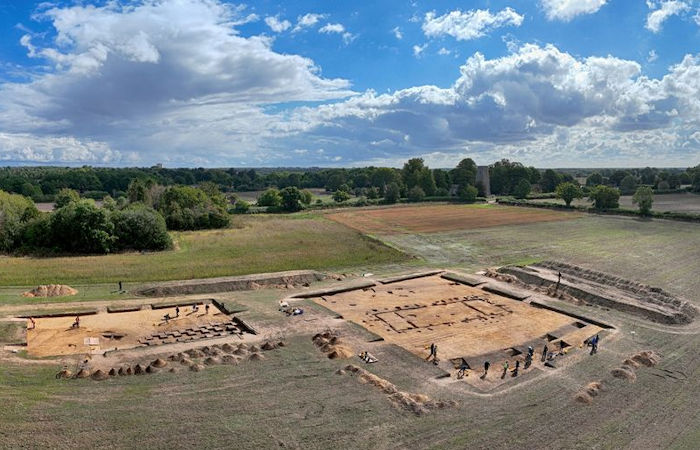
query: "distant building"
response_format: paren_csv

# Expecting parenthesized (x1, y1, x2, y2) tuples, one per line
(476, 166, 491, 196)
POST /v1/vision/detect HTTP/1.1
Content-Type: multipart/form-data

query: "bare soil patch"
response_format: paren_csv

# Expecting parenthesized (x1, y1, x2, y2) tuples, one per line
(327, 204, 577, 234)
(22, 285, 78, 298)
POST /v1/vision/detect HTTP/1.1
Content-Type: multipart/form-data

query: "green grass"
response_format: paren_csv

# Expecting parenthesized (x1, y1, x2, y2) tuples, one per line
(0, 215, 408, 286)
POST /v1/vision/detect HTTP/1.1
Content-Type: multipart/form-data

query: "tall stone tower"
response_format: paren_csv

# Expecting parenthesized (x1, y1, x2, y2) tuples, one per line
(476, 166, 491, 196)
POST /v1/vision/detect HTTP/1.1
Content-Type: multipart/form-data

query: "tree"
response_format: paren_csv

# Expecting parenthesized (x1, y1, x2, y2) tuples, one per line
(417, 170, 437, 196)
(657, 180, 670, 191)
(257, 188, 282, 207)
(555, 182, 583, 207)
(333, 190, 351, 203)
(126, 179, 148, 204)
(54, 188, 80, 209)
(450, 158, 477, 188)
(586, 172, 604, 187)
(384, 182, 401, 204)
(632, 186, 654, 215)
(279, 186, 303, 211)
(640, 167, 656, 185)
(458, 185, 478, 203)
(589, 185, 620, 209)
(609, 170, 629, 187)
(540, 170, 562, 193)
(111, 205, 172, 251)
(407, 186, 425, 202)
(233, 199, 250, 213)
(0, 190, 39, 252)
(513, 179, 531, 199)
(620, 175, 638, 194)
(300, 190, 313, 205)
(101, 195, 117, 211)
(50, 200, 115, 253)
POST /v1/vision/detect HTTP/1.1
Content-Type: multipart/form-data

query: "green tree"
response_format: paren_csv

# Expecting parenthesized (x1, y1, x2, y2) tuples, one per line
(0, 190, 39, 252)
(589, 185, 620, 209)
(102, 195, 117, 211)
(50, 200, 115, 253)
(54, 188, 80, 209)
(540, 169, 562, 193)
(257, 188, 282, 207)
(450, 158, 477, 189)
(126, 179, 148, 204)
(632, 186, 654, 215)
(586, 172, 604, 187)
(513, 178, 531, 199)
(300, 190, 313, 205)
(555, 182, 583, 206)
(620, 175, 638, 194)
(333, 190, 351, 203)
(417, 170, 437, 196)
(384, 182, 401, 204)
(407, 186, 426, 202)
(458, 184, 478, 202)
(111, 205, 172, 251)
(233, 200, 250, 214)
(280, 186, 304, 212)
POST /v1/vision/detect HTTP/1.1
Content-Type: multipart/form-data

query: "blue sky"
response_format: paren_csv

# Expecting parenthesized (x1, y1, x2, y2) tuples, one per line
(0, 0, 699, 168)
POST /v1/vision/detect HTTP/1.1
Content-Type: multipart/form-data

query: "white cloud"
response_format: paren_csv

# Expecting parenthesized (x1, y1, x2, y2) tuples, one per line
(0, 0, 353, 165)
(392, 26, 403, 40)
(319, 23, 355, 44)
(438, 47, 451, 56)
(264, 16, 291, 33)
(413, 43, 428, 57)
(422, 8, 524, 41)
(540, 0, 608, 22)
(293, 13, 326, 32)
(648, 49, 659, 62)
(646, 1, 690, 33)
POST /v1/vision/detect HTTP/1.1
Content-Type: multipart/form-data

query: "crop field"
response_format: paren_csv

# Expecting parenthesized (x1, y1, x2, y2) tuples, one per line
(327, 204, 578, 234)
(0, 216, 408, 287)
(0, 205, 699, 449)
(531, 192, 700, 213)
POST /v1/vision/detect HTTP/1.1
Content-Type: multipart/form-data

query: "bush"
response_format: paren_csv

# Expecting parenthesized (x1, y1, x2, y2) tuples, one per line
(257, 188, 282, 207)
(280, 186, 304, 211)
(0, 190, 39, 251)
(300, 190, 313, 205)
(458, 185, 478, 203)
(233, 200, 250, 214)
(555, 182, 583, 206)
(112, 205, 172, 251)
(54, 188, 80, 209)
(407, 186, 426, 202)
(159, 186, 230, 230)
(589, 185, 620, 209)
(21, 213, 53, 250)
(632, 186, 654, 215)
(513, 178, 531, 199)
(333, 190, 351, 203)
(50, 200, 115, 253)
(384, 182, 401, 204)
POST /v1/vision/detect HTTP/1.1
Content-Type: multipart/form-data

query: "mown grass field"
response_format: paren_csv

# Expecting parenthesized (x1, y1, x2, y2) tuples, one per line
(0, 215, 409, 286)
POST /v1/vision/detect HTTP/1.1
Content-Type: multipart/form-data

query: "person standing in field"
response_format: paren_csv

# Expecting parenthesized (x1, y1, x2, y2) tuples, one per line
(427, 343, 438, 362)
(542, 344, 548, 362)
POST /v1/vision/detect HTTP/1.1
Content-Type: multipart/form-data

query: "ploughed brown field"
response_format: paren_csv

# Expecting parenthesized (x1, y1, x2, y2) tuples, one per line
(327, 204, 579, 234)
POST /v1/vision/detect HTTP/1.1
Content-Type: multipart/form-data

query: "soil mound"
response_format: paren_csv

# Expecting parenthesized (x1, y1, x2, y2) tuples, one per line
(133, 364, 145, 375)
(190, 363, 204, 372)
(55, 369, 72, 379)
(585, 381, 603, 397)
(108, 368, 117, 376)
(146, 365, 159, 374)
(204, 357, 221, 365)
(574, 392, 593, 404)
(261, 341, 277, 351)
(221, 355, 238, 364)
(187, 349, 205, 358)
(221, 343, 235, 353)
(632, 351, 660, 367)
(91, 369, 108, 381)
(335, 369, 346, 375)
(277, 341, 286, 347)
(22, 284, 78, 298)
(623, 358, 640, 368)
(611, 367, 636, 382)
(327, 345, 354, 360)
(75, 369, 90, 379)
(152, 358, 168, 368)
(200, 346, 212, 355)
(233, 347, 248, 356)
(248, 352, 265, 361)
(180, 357, 193, 366)
(126, 367, 133, 375)
(249, 344, 261, 353)
(168, 367, 178, 373)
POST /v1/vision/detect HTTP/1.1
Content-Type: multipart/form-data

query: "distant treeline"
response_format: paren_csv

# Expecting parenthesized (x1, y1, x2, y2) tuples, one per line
(0, 161, 698, 203)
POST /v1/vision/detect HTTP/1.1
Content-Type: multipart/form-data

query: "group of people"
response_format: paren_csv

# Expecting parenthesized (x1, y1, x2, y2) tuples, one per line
(451, 335, 602, 380)
(278, 299, 303, 316)
(162, 303, 210, 323)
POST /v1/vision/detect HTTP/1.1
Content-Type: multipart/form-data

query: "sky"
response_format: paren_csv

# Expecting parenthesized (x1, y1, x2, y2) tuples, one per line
(0, 0, 699, 168)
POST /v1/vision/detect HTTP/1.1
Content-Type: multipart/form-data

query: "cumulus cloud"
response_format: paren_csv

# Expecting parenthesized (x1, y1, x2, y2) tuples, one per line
(648, 49, 659, 62)
(318, 23, 355, 44)
(422, 8, 524, 41)
(283, 43, 700, 166)
(413, 43, 428, 57)
(293, 13, 326, 32)
(265, 16, 291, 33)
(0, 0, 353, 165)
(392, 26, 403, 40)
(540, 0, 608, 22)
(646, 1, 690, 33)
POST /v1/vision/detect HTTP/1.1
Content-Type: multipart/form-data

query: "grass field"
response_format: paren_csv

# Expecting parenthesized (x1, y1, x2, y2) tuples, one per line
(0, 215, 408, 286)
(327, 204, 578, 234)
